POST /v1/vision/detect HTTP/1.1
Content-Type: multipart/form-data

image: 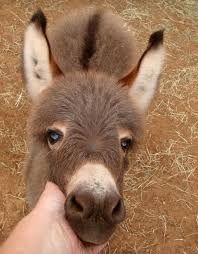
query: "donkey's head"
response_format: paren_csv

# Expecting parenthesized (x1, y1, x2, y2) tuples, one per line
(23, 10, 164, 244)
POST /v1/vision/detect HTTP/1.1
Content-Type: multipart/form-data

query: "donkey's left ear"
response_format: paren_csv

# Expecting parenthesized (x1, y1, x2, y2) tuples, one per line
(23, 9, 62, 102)
(121, 30, 165, 113)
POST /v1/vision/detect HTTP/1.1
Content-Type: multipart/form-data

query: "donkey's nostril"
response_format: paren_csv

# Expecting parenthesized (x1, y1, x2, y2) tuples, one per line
(111, 198, 125, 223)
(112, 199, 122, 216)
(70, 196, 84, 213)
(104, 193, 125, 224)
(65, 191, 94, 220)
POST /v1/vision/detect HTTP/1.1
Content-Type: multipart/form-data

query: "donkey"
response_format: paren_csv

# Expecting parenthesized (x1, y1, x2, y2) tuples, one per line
(22, 7, 165, 245)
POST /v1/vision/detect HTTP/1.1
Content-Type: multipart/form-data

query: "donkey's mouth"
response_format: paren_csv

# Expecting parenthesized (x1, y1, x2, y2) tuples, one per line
(73, 228, 115, 245)
(65, 212, 117, 245)
(65, 209, 124, 245)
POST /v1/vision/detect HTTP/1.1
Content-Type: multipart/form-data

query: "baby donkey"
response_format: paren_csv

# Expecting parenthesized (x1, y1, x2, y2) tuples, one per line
(22, 7, 165, 245)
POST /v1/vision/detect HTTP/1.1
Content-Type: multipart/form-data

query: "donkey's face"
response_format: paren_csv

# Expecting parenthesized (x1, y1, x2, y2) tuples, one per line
(23, 11, 164, 244)
(28, 72, 141, 243)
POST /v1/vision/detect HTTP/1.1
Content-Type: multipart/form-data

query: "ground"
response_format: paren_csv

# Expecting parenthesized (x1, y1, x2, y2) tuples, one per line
(0, 0, 197, 253)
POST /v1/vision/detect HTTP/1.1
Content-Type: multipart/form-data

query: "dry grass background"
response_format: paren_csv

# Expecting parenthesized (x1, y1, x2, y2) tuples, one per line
(0, 0, 197, 253)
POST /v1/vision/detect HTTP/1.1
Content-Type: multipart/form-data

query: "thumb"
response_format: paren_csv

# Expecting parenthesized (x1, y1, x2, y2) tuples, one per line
(34, 181, 66, 217)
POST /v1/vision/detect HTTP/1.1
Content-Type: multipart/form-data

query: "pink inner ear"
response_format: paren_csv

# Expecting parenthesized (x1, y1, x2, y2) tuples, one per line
(119, 65, 139, 87)
(119, 41, 148, 88)
(50, 56, 63, 77)
(119, 30, 164, 88)
(31, 9, 63, 81)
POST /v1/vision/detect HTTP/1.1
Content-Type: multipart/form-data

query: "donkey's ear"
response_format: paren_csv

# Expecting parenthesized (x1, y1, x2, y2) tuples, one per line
(23, 9, 61, 101)
(121, 30, 165, 113)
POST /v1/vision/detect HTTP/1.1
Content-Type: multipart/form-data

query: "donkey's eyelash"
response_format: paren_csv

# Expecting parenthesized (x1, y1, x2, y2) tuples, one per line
(46, 128, 63, 136)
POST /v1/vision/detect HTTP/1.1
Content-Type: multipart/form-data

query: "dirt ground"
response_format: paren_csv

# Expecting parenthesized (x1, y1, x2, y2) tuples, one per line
(0, 0, 197, 253)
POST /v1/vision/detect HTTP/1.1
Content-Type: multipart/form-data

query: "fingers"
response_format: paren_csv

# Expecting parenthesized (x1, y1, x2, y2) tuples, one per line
(32, 182, 106, 254)
(34, 181, 66, 217)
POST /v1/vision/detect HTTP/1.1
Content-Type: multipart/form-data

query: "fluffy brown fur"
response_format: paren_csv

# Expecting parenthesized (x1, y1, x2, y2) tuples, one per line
(25, 72, 142, 206)
(23, 6, 164, 244)
(48, 7, 137, 79)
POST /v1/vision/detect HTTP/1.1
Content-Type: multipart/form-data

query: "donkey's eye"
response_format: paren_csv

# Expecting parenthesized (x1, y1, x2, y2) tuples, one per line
(47, 130, 63, 145)
(120, 138, 132, 151)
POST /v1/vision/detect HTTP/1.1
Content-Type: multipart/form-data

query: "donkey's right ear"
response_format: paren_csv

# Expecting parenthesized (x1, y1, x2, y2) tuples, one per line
(120, 30, 165, 114)
(23, 9, 62, 102)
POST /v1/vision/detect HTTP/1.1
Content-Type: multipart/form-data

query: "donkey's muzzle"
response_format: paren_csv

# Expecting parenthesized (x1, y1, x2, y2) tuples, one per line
(65, 188, 125, 244)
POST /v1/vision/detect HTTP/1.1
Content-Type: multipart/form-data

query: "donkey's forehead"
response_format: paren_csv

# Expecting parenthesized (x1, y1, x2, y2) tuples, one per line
(33, 73, 142, 136)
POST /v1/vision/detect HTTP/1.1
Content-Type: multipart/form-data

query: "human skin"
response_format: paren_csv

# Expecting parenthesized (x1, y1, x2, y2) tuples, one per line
(0, 182, 104, 254)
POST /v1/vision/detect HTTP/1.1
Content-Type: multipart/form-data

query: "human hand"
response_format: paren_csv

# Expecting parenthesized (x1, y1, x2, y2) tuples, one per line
(0, 182, 105, 254)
